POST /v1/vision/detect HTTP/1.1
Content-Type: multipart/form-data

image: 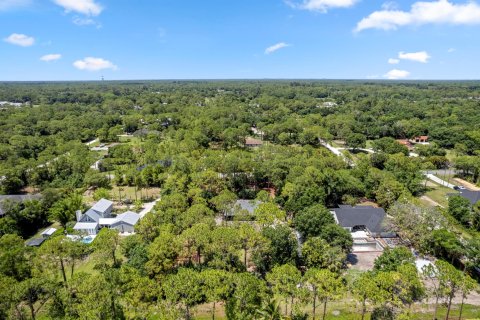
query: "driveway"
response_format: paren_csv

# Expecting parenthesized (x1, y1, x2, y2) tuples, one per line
(139, 198, 160, 218)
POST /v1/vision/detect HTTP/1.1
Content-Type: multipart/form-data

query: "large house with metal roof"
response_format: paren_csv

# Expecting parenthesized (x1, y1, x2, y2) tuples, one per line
(73, 199, 140, 235)
(74, 198, 113, 235)
(100, 211, 140, 233)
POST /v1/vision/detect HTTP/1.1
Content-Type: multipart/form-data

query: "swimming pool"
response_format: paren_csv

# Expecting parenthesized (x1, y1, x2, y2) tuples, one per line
(81, 235, 95, 244)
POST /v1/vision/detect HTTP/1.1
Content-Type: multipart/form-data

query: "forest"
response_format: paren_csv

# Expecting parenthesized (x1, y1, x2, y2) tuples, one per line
(0, 80, 479, 319)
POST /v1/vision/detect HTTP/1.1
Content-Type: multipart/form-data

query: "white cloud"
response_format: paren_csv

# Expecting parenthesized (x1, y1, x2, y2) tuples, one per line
(384, 69, 410, 79)
(286, 0, 358, 12)
(381, 1, 399, 10)
(388, 58, 400, 64)
(0, 0, 31, 11)
(265, 42, 291, 54)
(73, 16, 95, 25)
(447, 48, 456, 53)
(53, 0, 103, 16)
(72, 16, 102, 28)
(73, 57, 117, 71)
(3, 33, 34, 47)
(355, 0, 480, 32)
(40, 54, 62, 62)
(398, 51, 430, 63)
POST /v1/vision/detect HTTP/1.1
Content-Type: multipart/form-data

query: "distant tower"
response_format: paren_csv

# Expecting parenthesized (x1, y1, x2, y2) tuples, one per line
(101, 75, 104, 81)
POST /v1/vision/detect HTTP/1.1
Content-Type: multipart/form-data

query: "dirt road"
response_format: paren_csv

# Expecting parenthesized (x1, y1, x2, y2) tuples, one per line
(453, 178, 480, 191)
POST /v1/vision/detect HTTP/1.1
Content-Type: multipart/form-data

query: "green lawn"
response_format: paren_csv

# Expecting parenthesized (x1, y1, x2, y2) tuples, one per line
(110, 185, 161, 202)
(25, 222, 62, 243)
(190, 302, 480, 319)
(424, 182, 455, 207)
(420, 182, 480, 240)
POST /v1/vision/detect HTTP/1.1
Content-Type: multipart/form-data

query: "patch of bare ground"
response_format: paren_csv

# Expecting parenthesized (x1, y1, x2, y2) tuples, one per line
(453, 178, 480, 191)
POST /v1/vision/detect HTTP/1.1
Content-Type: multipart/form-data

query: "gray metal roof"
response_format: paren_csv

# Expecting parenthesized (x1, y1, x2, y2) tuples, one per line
(82, 209, 101, 222)
(227, 200, 262, 216)
(73, 222, 99, 230)
(332, 205, 386, 234)
(0, 194, 42, 215)
(457, 190, 480, 206)
(91, 198, 113, 214)
(41, 228, 57, 236)
(113, 211, 140, 226)
(26, 238, 45, 247)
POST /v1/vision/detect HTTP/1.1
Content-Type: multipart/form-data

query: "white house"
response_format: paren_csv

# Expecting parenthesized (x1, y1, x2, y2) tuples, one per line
(73, 199, 113, 235)
(110, 211, 140, 233)
(74, 199, 140, 235)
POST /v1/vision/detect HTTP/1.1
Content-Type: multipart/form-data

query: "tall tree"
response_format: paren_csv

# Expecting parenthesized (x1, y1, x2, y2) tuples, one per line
(351, 271, 379, 320)
(163, 269, 203, 320)
(201, 269, 232, 320)
(303, 268, 344, 320)
(266, 264, 301, 317)
(93, 228, 120, 268)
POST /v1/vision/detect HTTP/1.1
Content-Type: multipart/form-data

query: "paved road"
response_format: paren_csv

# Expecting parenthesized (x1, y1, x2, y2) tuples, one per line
(453, 178, 480, 191)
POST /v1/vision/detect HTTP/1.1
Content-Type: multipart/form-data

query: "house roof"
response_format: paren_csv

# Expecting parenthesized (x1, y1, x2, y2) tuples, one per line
(73, 222, 99, 230)
(0, 194, 42, 216)
(41, 228, 57, 236)
(83, 209, 101, 222)
(332, 205, 386, 234)
(91, 198, 113, 214)
(99, 218, 117, 226)
(113, 211, 140, 226)
(457, 190, 480, 206)
(232, 200, 261, 214)
(26, 238, 45, 247)
(396, 139, 411, 146)
(245, 137, 263, 146)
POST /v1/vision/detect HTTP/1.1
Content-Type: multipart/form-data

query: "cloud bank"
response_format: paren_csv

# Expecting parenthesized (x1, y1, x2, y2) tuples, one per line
(53, 0, 103, 16)
(287, 0, 358, 12)
(73, 57, 117, 71)
(398, 51, 430, 63)
(4, 33, 34, 46)
(355, 0, 480, 32)
(40, 54, 62, 62)
(265, 42, 290, 54)
(385, 69, 410, 79)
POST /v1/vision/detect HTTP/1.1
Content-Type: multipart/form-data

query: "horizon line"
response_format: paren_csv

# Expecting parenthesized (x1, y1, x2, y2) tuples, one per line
(2, 78, 480, 83)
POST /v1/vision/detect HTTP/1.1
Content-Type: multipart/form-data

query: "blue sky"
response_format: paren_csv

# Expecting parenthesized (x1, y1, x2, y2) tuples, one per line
(1, 0, 480, 80)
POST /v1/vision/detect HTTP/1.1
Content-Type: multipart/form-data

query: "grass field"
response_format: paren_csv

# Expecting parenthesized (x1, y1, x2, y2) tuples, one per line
(420, 181, 480, 240)
(189, 301, 480, 320)
(424, 182, 454, 207)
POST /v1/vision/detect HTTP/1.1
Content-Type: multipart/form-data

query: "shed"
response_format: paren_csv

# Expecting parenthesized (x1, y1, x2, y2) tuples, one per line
(245, 137, 263, 148)
(41, 228, 57, 238)
(26, 238, 45, 247)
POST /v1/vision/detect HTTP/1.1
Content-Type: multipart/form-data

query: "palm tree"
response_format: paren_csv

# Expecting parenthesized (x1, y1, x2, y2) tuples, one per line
(256, 298, 282, 320)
